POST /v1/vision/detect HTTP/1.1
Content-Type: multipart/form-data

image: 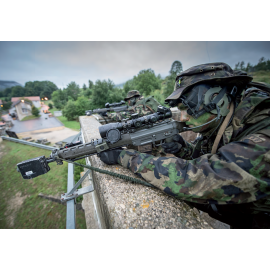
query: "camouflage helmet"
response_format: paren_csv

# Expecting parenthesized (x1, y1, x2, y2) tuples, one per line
(165, 62, 253, 102)
(124, 90, 141, 101)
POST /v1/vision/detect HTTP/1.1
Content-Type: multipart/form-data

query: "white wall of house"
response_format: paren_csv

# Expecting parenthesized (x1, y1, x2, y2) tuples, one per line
(32, 101, 41, 108)
(15, 103, 32, 121)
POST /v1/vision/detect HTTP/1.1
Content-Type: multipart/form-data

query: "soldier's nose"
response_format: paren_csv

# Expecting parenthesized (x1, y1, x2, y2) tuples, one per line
(180, 110, 190, 122)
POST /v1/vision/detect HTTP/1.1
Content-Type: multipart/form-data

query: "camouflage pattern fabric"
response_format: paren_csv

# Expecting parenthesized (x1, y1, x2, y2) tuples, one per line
(107, 97, 156, 121)
(124, 90, 141, 101)
(165, 62, 253, 102)
(117, 89, 270, 209)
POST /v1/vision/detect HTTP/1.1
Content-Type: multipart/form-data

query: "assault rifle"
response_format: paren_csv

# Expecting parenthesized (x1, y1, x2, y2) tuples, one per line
(17, 105, 187, 179)
(85, 100, 127, 116)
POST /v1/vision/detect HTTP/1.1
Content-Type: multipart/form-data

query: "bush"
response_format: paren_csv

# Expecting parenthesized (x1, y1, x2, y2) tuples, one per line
(62, 100, 78, 121)
(31, 105, 40, 117)
(48, 103, 53, 109)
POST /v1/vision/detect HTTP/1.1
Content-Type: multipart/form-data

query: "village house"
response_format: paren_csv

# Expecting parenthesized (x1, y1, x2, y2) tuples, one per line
(11, 96, 41, 121)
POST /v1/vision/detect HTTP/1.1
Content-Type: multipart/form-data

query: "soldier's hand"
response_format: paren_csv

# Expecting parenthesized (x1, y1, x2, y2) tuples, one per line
(98, 148, 123, 165)
(162, 134, 185, 154)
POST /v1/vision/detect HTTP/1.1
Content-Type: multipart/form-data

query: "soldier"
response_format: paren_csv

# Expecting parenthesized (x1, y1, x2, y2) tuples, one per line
(99, 62, 270, 228)
(106, 90, 160, 121)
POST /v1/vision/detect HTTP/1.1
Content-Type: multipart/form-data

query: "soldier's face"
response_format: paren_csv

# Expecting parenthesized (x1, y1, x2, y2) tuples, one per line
(128, 97, 136, 106)
(178, 103, 218, 133)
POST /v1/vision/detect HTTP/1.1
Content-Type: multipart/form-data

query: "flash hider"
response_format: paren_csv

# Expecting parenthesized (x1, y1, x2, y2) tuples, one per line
(17, 156, 50, 179)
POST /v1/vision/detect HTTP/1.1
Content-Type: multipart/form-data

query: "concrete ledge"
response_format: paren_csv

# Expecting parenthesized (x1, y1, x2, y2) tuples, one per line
(79, 115, 229, 229)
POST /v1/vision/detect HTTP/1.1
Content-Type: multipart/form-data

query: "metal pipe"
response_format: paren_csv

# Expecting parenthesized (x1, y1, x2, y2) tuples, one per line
(66, 163, 76, 229)
(1, 136, 56, 151)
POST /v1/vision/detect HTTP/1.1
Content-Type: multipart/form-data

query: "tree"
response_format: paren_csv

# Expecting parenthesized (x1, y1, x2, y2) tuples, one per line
(91, 79, 120, 108)
(62, 100, 77, 121)
(65, 81, 80, 101)
(234, 62, 240, 70)
(240, 61, 245, 70)
(52, 90, 67, 109)
(88, 80, 94, 89)
(31, 105, 40, 117)
(48, 103, 53, 109)
(2, 101, 12, 110)
(163, 61, 183, 98)
(75, 96, 91, 116)
(123, 79, 136, 95)
(83, 84, 87, 90)
(169, 60, 183, 75)
(132, 69, 161, 96)
(84, 88, 92, 98)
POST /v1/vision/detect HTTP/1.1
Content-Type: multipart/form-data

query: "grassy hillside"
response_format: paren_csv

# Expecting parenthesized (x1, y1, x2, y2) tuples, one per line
(250, 70, 270, 84)
(0, 141, 86, 229)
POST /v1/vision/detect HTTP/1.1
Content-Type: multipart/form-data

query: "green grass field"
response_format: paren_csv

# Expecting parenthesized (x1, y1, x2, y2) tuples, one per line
(57, 116, 81, 130)
(250, 70, 270, 84)
(0, 141, 86, 229)
(21, 115, 41, 121)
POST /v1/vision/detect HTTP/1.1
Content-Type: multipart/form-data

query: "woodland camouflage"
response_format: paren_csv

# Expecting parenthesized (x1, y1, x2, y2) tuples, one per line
(165, 62, 253, 101)
(107, 96, 157, 121)
(124, 90, 141, 101)
(117, 89, 270, 211)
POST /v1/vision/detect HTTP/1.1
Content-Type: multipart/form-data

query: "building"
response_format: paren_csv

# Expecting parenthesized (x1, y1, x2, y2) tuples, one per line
(11, 96, 41, 108)
(11, 96, 41, 121)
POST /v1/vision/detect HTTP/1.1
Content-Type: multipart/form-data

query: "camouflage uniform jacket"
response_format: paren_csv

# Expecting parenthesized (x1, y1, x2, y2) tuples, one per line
(107, 97, 155, 122)
(117, 89, 270, 211)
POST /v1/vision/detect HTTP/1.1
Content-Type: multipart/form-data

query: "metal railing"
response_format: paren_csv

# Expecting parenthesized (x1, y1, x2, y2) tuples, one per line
(1, 134, 94, 229)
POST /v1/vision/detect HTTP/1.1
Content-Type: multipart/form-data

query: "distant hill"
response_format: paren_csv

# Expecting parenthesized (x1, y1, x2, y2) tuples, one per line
(0, 80, 22, 91)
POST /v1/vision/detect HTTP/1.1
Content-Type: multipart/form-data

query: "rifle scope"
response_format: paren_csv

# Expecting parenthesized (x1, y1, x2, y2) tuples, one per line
(99, 105, 172, 142)
(105, 100, 126, 108)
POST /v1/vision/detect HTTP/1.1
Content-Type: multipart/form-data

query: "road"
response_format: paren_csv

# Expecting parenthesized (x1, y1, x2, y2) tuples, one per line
(2, 104, 64, 133)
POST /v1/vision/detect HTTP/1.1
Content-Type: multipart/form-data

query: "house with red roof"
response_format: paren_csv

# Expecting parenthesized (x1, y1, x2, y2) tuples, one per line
(12, 96, 41, 121)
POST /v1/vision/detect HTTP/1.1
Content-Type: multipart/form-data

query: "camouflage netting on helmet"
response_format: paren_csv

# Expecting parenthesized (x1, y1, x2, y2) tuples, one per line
(165, 62, 253, 101)
(124, 90, 141, 101)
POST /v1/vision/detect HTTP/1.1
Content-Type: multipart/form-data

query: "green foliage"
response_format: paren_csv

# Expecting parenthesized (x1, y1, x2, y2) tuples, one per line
(31, 105, 40, 117)
(62, 100, 77, 121)
(52, 89, 67, 109)
(48, 103, 53, 109)
(1, 80, 58, 99)
(133, 69, 161, 96)
(84, 88, 92, 98)
(234, 57, 270, 72)
(2, 101, 12, 110)
(164, 75, 176, 99)
(163, 60, 183, 98)
(91, 79, 125, 109)
(149, 89, 169, 107)
(169, 60, 183, 75)
(83, 84, 87, 90)
(65, 81, 80, 101)
(88, 80, 94, 89)
(123, 79, 136, 95)
(75, 96, 91, 116)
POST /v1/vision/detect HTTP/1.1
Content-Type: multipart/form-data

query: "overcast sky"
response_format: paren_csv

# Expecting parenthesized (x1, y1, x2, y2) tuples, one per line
(0, 41, 269, 89)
